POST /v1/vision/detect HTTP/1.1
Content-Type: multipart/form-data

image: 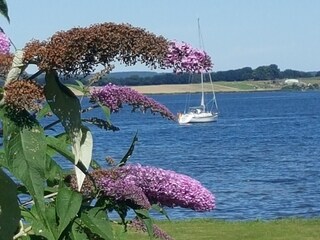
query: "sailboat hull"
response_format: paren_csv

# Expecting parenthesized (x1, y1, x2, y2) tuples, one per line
(178, 112, 218, 124)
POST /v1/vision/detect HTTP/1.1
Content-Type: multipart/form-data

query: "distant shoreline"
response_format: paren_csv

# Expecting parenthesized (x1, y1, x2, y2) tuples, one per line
(70, 79, 320, 95)
(130, 83, 279, 94)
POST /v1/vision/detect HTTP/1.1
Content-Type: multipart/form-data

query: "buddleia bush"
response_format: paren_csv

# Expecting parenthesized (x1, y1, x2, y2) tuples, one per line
(0, 1, 215, 239)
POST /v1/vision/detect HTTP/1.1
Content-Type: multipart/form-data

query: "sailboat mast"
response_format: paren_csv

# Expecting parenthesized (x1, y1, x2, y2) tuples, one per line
(198, 18, 205, 110)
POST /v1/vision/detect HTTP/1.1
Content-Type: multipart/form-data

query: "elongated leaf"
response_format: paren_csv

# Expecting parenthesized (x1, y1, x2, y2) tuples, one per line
(2, 118, 55, 238)
(70, 219, 88, 240)
(44, 205, 58, 239)
(99, 103, 111, 120)
(75, 126, 93, 191)
(23, 205, 57, 240)
(75, 80, 84, 88)
(65, 84, 87, 97)
(118, 132, 138, 167)
(151, 204, 170, 220)
(46, 135, 100, 171)
(56, 187, 82, 237)
(0, 0, 9, 23)
(4, 124, 47, 205)
(80, 207, 114, 240)
(44, 70, 85, 189)
(134, 209, 153, 238)
(44, 70, 81, 135)
(0, 168, 20, 240)
(36, 103, 51, 120)
(45, 154, 63, 182)
(21, 206, 47, 239)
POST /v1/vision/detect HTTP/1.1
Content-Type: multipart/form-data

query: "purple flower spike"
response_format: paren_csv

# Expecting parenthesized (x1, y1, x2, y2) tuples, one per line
(164, 41, 213, 73)
(72, 165, 215, 212)
(70, 169, 151, 209)
(90, 84, 176, 120)
(120, 164, 215, 212)
(99, 177, 151, 209)
(0, 32, 10, 54)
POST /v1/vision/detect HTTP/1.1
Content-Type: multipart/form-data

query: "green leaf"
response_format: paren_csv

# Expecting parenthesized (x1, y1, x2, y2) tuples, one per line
(44, 205, 58, 238)
(44, 70, 81, 136)
(65, 84, 87, 97)
(46, 135, 74, 163)
(56, 187, 82, 237)
(0, 168, 20, 240)
(2, 118, 55, 238)
(134, 209, 153, 238)
(36, 103, 51, 120)
(99, 103, 111, 120)
(75, 126, 93, 191)
(45, 70, 91, 190)
(80, 207, 114, 240)
(3, 124, 47, 206)
(25, 205, 57, 240)
(75, 80, 84, 88)
(21, 206, 48, 239)
(45, 154, 63, 182)
(151, 204, 170, 220)
(0, 0, 10, 23)
(46, 135, 100, 171)
(118, 131, 138, 167)
(70, 219, 88, 240)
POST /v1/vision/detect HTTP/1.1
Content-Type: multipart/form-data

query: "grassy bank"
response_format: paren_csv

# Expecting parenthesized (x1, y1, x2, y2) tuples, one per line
(130, 81, 280, 94)
(124, 218, 320, 240)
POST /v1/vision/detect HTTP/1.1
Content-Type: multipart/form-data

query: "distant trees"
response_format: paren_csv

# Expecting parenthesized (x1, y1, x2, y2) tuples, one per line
(212, 67, 254, 81)
(280, 69, 312, 78)
(252, 64, 280, 80)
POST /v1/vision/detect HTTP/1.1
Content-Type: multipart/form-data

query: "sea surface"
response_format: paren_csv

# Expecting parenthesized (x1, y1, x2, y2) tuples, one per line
(76, 91, 320, 220)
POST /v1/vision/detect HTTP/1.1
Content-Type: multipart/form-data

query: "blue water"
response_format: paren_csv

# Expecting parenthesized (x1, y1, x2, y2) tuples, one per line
(76, 91, 320, 220)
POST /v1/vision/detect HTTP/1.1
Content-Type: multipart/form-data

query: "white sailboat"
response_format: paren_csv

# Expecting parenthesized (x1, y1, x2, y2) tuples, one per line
(178, 20, 219, 124)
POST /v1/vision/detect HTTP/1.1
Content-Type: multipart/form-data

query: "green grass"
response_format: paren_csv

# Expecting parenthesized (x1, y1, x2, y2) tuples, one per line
(122, 218, 320, 240)
(215, 80, 282, 91)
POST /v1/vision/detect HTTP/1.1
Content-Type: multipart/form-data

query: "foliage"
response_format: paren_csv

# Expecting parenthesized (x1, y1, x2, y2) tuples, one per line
(0, 2, 215, 239)
(252, 64, 280, 80)
(0, 0, 9, 22)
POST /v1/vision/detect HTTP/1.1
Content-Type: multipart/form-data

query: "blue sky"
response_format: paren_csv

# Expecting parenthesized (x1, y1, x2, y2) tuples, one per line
(1, 0, 320, 73)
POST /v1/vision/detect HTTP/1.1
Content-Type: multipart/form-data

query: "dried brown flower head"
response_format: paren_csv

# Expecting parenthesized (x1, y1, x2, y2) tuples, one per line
(0, 53, 14, 78)
(23, 22, 170, 77)
(4, 79, 44, 112)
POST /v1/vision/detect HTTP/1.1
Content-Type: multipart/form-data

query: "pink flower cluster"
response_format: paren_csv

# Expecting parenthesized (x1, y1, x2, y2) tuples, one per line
(0, 32, 10, 54)
(120, 164, 215, 211)
(99, 176, 151, 209)
(164, 41, 213, 73)
(79, 164, 215, 212)
(90, 84, 176, 120)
